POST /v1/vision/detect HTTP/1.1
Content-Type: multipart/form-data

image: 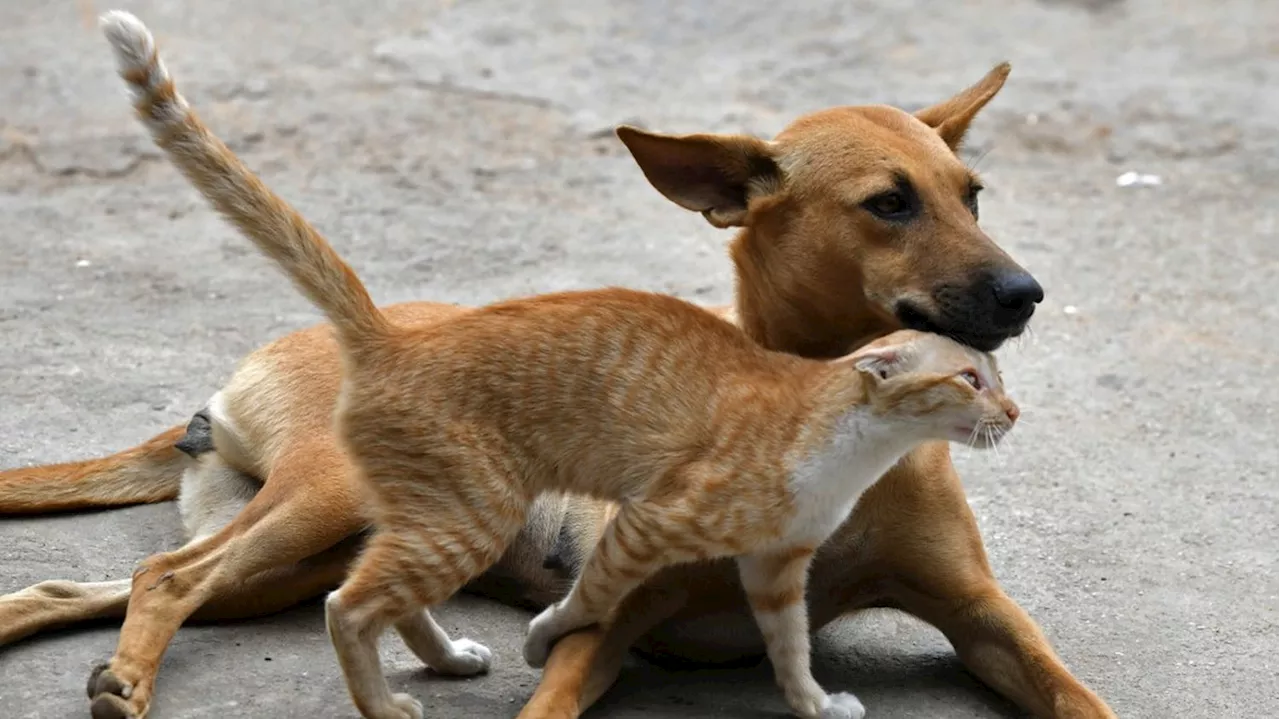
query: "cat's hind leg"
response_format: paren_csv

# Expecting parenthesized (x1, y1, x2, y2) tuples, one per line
(325, 477, 527, 719)
(394, 608, 492, 677)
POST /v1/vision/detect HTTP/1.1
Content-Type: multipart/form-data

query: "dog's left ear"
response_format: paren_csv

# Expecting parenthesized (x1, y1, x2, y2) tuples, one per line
(617, 126, 782, 229)
(914, 63, 1011, 151)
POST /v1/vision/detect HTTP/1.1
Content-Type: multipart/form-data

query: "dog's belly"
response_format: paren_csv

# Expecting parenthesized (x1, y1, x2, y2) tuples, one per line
(635, 609, 767, 665)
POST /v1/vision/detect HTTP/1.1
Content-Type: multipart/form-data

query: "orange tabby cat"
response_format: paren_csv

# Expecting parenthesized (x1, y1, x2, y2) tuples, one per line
(102, 12, 1018, 719)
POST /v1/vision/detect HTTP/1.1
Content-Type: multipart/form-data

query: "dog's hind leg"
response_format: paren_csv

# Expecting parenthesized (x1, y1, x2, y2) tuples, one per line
(0, 423, 252, 648)
(86, 442, 367, 719)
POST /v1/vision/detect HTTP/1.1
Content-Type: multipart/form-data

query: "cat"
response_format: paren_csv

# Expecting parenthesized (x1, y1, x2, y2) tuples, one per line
(101, 11, 1018, 719)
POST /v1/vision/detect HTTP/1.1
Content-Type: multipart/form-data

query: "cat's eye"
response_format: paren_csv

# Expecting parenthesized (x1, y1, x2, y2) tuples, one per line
(959, 370, 983, 390)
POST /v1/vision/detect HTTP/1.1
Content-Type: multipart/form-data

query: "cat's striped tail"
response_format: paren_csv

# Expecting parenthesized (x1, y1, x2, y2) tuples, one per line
(98, 11, 389, 349)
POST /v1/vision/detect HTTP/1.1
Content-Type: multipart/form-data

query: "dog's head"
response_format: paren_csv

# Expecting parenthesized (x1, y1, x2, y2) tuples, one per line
(618, 64, 1039, 355)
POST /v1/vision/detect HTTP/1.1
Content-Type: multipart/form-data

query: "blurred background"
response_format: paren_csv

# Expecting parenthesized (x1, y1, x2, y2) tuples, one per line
(1, 1, 1276, 717)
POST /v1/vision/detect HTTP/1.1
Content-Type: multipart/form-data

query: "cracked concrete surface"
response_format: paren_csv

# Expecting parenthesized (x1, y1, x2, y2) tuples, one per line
(1, 0, 1276, 717)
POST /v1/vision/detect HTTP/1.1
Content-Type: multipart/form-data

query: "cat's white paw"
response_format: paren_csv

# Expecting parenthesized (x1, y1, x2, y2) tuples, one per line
(388, 692, 424, 719)
(523, 603, 581, 668)
(431, 637, 492, 676)
(818, 692, 866, 719)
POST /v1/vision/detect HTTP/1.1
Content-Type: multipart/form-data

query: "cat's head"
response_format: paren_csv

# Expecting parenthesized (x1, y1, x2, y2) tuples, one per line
(840, 329, 1019, 448)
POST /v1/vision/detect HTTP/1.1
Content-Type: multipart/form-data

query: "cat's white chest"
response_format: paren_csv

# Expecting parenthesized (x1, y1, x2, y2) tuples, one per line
(782, 412, 913, 547)
(783, 461, 872, 546)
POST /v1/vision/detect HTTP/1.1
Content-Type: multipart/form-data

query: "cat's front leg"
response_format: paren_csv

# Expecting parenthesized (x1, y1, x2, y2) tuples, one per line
(737, 549, 866, 719)
(524, 499, 705, 667)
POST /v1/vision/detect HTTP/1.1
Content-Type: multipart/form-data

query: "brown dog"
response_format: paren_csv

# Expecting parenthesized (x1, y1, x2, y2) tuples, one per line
(0, 37, 1113, 719)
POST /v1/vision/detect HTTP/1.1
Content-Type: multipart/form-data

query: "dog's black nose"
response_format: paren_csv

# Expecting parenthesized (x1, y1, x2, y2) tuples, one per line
(990, 271, 1044, 312)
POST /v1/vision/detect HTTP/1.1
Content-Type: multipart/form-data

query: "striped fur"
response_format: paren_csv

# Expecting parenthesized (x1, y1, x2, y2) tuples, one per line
(100, 12, 1018, 719)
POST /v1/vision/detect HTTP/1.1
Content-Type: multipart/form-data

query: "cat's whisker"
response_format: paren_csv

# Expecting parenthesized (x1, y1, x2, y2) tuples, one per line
(966, 421, 983, 451)
(983, 422, 1004, 463)
(1001, 423, 1020, 455)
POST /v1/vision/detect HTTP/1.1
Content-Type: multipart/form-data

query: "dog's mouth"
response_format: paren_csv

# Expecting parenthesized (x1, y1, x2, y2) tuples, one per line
(895, 303, 1026, 352)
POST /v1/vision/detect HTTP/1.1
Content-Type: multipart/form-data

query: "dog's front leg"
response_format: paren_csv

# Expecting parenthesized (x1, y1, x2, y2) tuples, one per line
(0, 579, 131, 646)
(904, 582, 1117, 719)
(855, 443, 1116, 719)
(517, 580, 690, 719)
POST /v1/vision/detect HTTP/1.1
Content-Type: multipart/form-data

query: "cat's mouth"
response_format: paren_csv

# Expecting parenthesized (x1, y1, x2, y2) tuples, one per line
(953, 424, 1008, 448)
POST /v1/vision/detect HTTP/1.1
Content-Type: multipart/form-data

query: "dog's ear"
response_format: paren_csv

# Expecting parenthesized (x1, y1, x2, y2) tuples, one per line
(914, 63, 1010, 151)
(616, 126, 781, 228)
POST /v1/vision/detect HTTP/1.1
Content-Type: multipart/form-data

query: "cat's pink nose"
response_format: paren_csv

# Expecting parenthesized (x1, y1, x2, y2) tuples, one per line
(1006, 404, 1020, 423)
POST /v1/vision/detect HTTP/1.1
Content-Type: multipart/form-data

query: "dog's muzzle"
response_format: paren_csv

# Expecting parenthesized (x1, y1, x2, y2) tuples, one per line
(896, 269, 1043, 351)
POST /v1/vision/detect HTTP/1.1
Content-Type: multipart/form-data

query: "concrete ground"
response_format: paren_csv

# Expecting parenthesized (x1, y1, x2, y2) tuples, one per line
(1, 0, 1276, 717)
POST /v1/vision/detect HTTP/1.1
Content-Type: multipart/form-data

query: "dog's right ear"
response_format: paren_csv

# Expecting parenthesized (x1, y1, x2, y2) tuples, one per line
(616, 126, 782, 228)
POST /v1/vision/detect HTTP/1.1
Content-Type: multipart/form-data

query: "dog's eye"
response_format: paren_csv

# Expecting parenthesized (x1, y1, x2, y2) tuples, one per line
(966, 184, 982, 218)
(959, 370, 983, 390)
(864, 191, 913, 220)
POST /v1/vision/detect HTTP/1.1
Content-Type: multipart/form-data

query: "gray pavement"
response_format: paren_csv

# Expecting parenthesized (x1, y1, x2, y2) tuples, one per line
(1, 0, 1276, 717)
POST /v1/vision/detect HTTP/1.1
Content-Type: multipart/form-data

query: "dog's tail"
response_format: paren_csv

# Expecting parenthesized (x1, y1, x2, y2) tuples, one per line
(98, 11, 389, 349)
(0, 426, 186, 514)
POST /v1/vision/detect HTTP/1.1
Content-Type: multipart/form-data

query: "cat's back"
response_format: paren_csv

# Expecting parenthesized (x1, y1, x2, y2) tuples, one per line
(396, 287, 775, 414)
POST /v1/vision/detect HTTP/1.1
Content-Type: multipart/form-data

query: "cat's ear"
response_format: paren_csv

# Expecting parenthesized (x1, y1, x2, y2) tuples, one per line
(852, 348, 899, 378)
(616, 126, 782, 228)
(847, 345, 905, 382)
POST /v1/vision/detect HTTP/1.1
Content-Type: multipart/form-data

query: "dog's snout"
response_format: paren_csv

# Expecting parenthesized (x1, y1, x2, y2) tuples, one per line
(990, 271, 1044, 313)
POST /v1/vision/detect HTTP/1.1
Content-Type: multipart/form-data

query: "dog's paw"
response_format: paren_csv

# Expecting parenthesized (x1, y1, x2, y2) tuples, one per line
(819, 692, 866, 719)
(87, 663, 144, 719)
(432, 637, 492, 677)
(389, 692, 424, 719)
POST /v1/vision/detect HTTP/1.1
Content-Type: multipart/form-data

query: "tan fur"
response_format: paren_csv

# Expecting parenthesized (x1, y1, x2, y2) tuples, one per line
(0, 426, 186, 513)
(101, 24, 1022, 719)
(0, 10, 1114, 719)
(101, 23, 1027, 719)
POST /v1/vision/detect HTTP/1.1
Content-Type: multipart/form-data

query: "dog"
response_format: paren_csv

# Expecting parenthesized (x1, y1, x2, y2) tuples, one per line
(0, 39, 1114, 719)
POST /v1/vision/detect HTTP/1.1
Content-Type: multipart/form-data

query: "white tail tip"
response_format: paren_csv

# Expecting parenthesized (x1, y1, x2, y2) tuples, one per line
(99, 10, 156, 76)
